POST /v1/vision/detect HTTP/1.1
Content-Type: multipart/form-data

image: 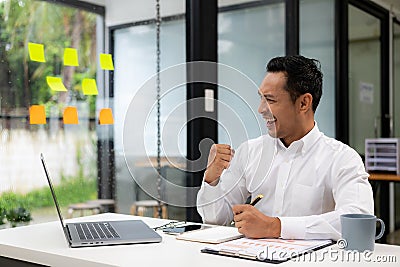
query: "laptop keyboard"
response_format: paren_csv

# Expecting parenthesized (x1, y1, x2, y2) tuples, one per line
(75, 222, 120, 240)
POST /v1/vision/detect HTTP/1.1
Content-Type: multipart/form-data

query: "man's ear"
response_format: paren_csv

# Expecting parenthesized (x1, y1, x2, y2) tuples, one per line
(298, 93, 313, 113)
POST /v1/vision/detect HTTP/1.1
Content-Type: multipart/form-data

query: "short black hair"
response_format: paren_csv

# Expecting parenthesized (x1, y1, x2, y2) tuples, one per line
(266, 55, 323, 112)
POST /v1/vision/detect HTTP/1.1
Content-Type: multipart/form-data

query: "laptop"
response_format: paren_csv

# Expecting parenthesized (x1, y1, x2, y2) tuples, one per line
(40, 153, 162, 248)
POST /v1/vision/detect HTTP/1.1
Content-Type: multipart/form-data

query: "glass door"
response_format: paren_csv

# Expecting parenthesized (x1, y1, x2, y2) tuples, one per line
(217, 2, 285, 146)
(394, 21, 400, 137)
(348, 4, 381, 155)
(393, 20, 400, 234)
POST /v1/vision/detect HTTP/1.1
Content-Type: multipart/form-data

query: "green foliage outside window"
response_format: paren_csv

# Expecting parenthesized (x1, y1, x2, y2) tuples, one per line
(0, 175, 97, 213)
(0, 0, 97, 116)
(0, 207, 6, 225)
(6, 207, 32, 227)
(0, 0, 100, 226)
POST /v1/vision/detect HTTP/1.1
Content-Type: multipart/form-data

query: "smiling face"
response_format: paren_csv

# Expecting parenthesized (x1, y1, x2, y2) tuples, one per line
(258, 72, 312, 146)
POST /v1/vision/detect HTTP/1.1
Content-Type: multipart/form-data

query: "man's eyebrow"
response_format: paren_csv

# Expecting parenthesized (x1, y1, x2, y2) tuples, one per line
(258, 92, 275, 98)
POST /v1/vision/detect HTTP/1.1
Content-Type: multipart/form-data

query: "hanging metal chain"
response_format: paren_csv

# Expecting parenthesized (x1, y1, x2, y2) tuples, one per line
(155, 0, 162, 218)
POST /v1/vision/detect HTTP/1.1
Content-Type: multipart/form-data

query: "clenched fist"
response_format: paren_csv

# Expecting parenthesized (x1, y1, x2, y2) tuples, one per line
(204, 144, 235, 185)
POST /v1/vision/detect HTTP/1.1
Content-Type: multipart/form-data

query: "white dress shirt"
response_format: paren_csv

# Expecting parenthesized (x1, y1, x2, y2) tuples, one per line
(197, 124, 374, 240)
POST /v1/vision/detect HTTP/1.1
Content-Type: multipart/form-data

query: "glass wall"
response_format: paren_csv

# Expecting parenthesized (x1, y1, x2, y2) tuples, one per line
(113, 18, 186, 218)
(300, 0, 335, 138)
(394, 22, 400, 138)
(217, 2, 285, 146)
(348, 5, 381, 155)
(0, 0, 99, 225)
(113, 2, 286, 218)
(394, 21, 400, 231)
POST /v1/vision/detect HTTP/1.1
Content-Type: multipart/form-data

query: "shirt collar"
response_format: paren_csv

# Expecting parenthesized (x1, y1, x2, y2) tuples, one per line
(276, 122, 321, 155)
(300, 122, 321, 155)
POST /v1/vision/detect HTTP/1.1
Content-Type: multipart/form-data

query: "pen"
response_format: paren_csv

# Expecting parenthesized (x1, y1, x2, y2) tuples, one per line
(231, 194, 264, 225)
(249, 194, 264, 206)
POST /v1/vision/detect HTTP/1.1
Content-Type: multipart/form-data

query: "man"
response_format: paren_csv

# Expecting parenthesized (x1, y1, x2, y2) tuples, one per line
(197, 55, 373, 240)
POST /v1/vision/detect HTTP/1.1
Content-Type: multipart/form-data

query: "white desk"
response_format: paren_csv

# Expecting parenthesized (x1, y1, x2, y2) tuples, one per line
(0, 213, 399, 267)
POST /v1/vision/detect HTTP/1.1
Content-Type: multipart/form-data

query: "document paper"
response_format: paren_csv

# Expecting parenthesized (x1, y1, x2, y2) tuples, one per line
(202, 238, 332, 262)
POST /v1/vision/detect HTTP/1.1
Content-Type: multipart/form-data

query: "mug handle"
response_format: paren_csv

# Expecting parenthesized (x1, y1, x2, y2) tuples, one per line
(375, 218, 385, 240)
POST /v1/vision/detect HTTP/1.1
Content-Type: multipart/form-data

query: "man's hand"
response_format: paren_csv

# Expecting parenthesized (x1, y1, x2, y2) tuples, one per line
(204, 144, 234, 185)
(232, 204, 281, 238)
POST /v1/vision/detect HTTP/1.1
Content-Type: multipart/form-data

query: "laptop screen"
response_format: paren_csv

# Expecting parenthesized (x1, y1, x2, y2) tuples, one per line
(40, 153, 70, 241)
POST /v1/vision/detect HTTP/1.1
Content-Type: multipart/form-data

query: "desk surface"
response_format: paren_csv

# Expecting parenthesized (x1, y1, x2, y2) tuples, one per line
(369, 173, 400, 182)
(0, 213, 399, 267)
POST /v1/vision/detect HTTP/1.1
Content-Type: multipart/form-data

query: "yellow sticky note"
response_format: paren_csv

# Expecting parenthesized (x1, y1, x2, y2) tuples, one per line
(99, 108, 114, 125)
(63, 106, 79, 124)
(64, 48, 79, 66)
(82, 78, 98, 95)
(99, 53, 114, 70)
(28, 42, 46, 62)
(46, 76, 67, 92)
(29, 105, 46, 124)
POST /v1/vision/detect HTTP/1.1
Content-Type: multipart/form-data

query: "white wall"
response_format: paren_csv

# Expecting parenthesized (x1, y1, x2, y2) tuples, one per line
(0, 128, 96, 194)
(103, 0, 264, 27)
(79, 0, 399, 29)
(104, 0, 185, 27)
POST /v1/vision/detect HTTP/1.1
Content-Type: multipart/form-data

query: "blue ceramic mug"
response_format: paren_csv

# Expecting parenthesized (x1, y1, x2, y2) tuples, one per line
(340, 214, 385, 252)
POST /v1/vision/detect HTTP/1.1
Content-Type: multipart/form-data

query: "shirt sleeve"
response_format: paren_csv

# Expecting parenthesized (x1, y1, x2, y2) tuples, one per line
(279, 148, 374, 241)
(197, 144, 250, 226)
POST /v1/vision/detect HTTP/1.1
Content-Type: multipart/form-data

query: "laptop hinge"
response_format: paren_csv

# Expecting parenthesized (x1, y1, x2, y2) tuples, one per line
(64, 226, 73, 246)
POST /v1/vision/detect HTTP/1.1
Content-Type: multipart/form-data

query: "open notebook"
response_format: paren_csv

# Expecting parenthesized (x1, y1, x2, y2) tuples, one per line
(176, 226, 243, 244)
(201, 237, 333, 263)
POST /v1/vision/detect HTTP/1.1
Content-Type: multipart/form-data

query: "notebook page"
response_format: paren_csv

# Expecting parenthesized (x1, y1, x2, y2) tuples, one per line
(176, 226, 243, 244)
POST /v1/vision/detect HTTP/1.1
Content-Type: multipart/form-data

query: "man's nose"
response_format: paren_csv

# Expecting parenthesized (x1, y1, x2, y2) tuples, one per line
(258, 99, 270, 114)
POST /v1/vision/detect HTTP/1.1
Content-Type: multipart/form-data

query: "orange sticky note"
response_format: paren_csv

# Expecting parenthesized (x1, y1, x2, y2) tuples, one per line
(28, 42, 46, 62)
(99, 108, 114, 125)
(99, 53, 114, 70)
(82, 78, 98, 95)
(46, 76, 67, 92)
(63, 106, 79, 124)
(29, 105, 46, 124)
(63, 48, 79, 66)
